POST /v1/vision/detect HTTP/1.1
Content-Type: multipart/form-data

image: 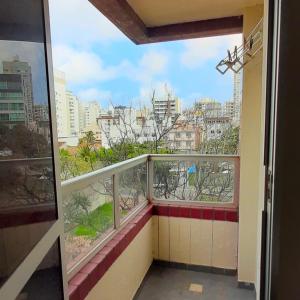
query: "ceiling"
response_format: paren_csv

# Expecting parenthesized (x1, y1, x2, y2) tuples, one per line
(127, 0, 263, 27)
(89, 0, 263, 44)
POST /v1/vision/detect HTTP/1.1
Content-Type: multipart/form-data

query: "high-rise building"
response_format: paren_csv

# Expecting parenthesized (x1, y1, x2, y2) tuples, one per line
(232, 71, 242, 124)
(54, 69, 101, 145)
(3, 56, 34, 124)
(54, 70, 70, 138)
(152, 86, 181, 123)
(0, 74, 26, 128)
(66, 91, 80, 137)
(79, 101, 101, 137)
(224, 101, 235, 120)
(34, 104, 49, 122)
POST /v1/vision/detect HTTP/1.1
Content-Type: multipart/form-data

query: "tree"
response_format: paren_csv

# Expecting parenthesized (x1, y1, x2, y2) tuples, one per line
(64, 193, 92, 232)
(78, 131, 98, 171)
(198, 125, 240, 154)
(0, 124, 50, 158)
(79, 131, 96, 150)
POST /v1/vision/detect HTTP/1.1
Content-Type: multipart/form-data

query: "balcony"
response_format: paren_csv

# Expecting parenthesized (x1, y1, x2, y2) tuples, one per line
(60, 154, 254, 300)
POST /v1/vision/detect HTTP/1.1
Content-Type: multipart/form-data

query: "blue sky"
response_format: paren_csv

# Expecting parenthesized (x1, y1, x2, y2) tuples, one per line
(49, 0, 241, 109)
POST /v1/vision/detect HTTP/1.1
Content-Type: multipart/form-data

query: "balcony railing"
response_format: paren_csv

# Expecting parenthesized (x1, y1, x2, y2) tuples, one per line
(61, 154, 240, 278)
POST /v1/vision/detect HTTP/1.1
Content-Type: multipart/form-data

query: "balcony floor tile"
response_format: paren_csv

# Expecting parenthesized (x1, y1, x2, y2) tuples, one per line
(134, 265, 255, 300)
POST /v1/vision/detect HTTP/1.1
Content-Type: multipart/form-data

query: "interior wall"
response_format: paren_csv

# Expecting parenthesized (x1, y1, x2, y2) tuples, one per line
(85, 219, 153, 300)
(153, 216, 238, 270)
(238, 4, 264, 284)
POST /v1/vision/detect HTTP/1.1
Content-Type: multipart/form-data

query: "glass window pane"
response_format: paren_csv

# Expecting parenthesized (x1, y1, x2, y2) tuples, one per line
(63, 176, 114, 270)
(153, 159, 235, 203)
(17, 240, 63, 300)
(118, 163, 147, 220)
(0, 0, 59, 287)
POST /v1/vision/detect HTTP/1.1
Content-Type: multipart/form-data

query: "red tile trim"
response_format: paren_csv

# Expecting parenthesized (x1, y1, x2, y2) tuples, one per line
(68, 204, 153, 300)
(68, 203, 237, 300)
(153, 204, 238, 223)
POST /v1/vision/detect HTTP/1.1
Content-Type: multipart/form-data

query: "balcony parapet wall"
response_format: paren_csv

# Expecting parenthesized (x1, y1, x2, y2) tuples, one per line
(68, 203, 238, 300)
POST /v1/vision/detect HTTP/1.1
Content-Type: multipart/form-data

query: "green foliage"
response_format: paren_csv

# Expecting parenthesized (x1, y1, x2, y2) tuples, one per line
(59, 148, 91, 180)
(79, 130, 96, 150)
(72, 202, 114, 238)
(199, 126, 240, 154)
(64, 193, 92, 229)
(74, 225, 97, 238)
(60, 137, 173, 180)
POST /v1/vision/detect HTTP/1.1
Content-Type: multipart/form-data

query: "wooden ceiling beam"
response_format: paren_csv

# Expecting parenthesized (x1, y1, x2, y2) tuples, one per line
(89, 0, 149, 44)
(89, 0, 243, 44)
(147, 16, 243, 43)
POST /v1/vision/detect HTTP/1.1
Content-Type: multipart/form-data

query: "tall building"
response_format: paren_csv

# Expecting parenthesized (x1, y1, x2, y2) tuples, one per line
(0, 74, 25, 128)
(34, 104, 49, 122)
(54, 70, 70, 138)
(152, 86, 181, 122)
(3, 56, 34, 124)
(79, 101, 101, 137)
(66, 91, 80, 137)
(224, 101, 235, 120)
(83, 101, 101, 128)
(54, 69, 102, 146)
(232, 71, 242, 125)
(34, 104, 51, 143)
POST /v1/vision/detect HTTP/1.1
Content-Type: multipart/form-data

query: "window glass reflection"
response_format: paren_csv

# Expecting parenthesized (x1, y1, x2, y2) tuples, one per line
(0, 0, 59, 288)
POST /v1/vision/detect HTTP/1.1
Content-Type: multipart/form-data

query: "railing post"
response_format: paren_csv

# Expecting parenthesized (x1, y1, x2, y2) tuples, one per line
(147, 157, 154, 202)
(113, 173, 120, 229)
(233, 157, 240, 206)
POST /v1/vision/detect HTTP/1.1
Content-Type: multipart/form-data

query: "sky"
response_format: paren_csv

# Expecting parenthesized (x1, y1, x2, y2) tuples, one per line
(49, 0, 242, 109)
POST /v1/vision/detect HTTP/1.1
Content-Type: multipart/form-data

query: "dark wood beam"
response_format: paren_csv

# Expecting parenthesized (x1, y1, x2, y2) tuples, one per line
(89, 0, 243, 44)
(89, 0, 149, 44)
(147, 16, 243, 44)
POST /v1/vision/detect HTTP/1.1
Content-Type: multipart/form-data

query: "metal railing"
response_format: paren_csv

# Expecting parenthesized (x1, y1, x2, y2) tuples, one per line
(61, 154, 240, 277)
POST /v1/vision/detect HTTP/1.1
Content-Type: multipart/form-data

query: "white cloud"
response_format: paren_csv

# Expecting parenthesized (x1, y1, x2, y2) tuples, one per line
(78, 88, 111, 102)
(49, 0, 124, 47)
(180, 34, 242, 69)
(52, 45, 116, 84)
(119, 50, 169, 84)
(52, 45, 169, 86)
(139, 51, 169, 77)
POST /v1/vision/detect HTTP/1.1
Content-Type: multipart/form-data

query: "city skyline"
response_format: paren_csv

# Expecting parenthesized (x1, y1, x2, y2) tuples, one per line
(49, 0, 242, 109)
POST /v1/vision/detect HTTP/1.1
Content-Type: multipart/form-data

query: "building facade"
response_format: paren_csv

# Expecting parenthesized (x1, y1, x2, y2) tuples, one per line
(167, 123, 201, 152)
(232, 71, 242, 125)
(3, 56, 34, 124)
(66, 91, 80, 137)
(0, 74, 25, 128)
(203, 116, 231, 140)
(153, 95, 181, 123)
(98, 106, 155, 148)
(54, 70, 70, 138)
